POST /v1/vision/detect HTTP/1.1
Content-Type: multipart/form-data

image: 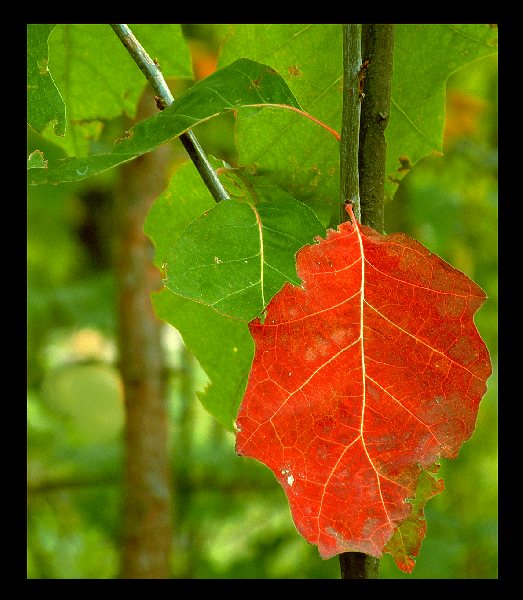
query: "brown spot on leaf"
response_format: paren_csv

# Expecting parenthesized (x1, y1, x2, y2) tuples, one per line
(398, 155, 412, 172)
(115, 129, 134, 144)
(250, 76, 264, 91)
(448, 335, 477, 366)
(287, 65, 302, 77)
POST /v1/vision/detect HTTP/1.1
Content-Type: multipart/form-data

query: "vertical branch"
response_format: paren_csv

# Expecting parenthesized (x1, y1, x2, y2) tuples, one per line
(338, 27, 364, 580)
(116, 93, 173, 579)
(339, 24, 362, 223)
(338, 23, 394, 580)
(359, 24, 395, 233)
(338, 25, 377, 578)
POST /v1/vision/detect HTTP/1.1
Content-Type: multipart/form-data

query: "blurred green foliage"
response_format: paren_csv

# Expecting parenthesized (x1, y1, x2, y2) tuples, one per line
(27, 27, 497, 579)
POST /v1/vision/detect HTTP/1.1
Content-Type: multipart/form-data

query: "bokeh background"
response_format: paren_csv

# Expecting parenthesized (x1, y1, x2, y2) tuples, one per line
(27, 25, 497, 578)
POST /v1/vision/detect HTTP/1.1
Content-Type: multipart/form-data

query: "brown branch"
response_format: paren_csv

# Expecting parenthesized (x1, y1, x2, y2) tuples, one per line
(115, 91, 173, 580)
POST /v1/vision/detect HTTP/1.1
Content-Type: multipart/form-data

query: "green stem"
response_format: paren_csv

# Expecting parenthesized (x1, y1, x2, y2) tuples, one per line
(358, 24, 395, 233)
(110, 24, 230, 203)
(339, 24, 362, 223)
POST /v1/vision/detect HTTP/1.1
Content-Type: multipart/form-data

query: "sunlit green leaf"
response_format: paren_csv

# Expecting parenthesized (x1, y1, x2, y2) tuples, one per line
(385, 24, 498, 197)
(45, 24, 192, 156)
(218, 24, 498, 222)
(27, 150, 47, 169)
(219, 24, 343, 228)
(28, 59, 302, 185)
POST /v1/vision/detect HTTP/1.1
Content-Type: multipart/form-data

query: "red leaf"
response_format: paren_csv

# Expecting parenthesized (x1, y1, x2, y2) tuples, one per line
(235, 206, 491, 571)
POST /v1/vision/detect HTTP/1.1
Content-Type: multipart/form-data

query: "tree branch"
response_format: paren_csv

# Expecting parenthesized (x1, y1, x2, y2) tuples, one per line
(339, 552, 380, 579)
(115, 92, 174, 578)
(359, 24, 395, 233)
(339, 24, 362, 223)
(338, 23, 395, 580)
(110, 24, 230, 203)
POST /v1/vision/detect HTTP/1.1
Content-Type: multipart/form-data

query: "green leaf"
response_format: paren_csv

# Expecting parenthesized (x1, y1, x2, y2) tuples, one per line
(145, 160, 217, 265)
(219, 25, 343, 229)
(27, 150, 47, 169)
(145, 161, 254, 430)
(153, 289, 253, 431)
(164, 172, 325, 321)
(384, 463, 445, 573)
(45, 24, 192, 156)
(218, 24, 498, 222)
(27, 24, 66, 136)
(28, 59, 302, 186)
(145, 160, 324, 424)
(385, 24, 498, 197)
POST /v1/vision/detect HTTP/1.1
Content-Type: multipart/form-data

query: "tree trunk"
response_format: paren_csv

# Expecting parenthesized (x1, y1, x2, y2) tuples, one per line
(115, 93, 173, 579)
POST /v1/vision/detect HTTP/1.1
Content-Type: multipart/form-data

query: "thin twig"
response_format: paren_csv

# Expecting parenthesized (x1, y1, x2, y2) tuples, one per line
(339, 24, 362, 223)
(110, 24, 230, 203)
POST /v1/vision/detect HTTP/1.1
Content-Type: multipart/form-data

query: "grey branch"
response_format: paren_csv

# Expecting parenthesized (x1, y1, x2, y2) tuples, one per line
(110, 24, 230, 203)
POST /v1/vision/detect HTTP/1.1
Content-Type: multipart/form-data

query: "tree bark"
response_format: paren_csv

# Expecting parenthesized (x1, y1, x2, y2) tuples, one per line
(358, 24, 395, 233)
(115, 94, 173, 579)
